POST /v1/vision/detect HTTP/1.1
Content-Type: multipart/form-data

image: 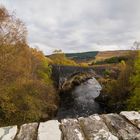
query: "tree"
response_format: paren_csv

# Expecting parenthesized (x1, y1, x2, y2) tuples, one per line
(0, 6, 28, 86)
(53, 49, 63, 54)
(127, 51, 140, 110)
(132, 41, 140, 50)
(0, 7, 27, 46)
(50, 53, 77, 66)
(0, 6, 58, 126)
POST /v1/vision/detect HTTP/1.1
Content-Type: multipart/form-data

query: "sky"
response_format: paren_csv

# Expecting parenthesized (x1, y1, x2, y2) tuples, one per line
(1, 0, 140, 54)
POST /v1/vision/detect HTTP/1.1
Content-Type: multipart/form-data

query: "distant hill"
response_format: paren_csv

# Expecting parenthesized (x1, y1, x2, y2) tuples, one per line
(95, 50, 129, 61)
(47, 50, 129, 63)
(65, 51, 99, 62)
(66, 50, 129, 62)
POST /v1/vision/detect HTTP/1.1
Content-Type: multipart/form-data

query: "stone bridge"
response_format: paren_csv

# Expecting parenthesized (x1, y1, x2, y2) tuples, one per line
(0, 111, 140, 140)
(51, 65, 95, 89)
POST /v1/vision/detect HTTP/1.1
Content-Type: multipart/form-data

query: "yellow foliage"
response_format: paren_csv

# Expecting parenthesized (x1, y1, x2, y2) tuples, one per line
(0, 6, 59, 126)
(49, 53, 77, 66)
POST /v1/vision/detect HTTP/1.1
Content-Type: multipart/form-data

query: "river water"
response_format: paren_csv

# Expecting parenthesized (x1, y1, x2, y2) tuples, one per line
(57, 77, 103, 119)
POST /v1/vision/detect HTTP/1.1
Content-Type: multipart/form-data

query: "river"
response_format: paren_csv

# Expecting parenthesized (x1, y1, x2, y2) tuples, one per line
(57, 77, 103, 119)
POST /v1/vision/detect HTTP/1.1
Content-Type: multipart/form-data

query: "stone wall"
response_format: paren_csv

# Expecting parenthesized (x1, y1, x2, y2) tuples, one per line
(0, 111, 140, 140)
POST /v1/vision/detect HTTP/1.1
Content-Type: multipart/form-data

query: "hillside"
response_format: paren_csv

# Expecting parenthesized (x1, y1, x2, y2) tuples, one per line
(47, 50, 129, 64)
(65, 51, 99, 62)
(67, 50, 129, 63)
(95, 50, 129, 61)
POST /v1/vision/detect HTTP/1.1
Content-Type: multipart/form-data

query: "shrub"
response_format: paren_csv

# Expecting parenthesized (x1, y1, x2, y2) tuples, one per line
(49, 53, 77, 66)
(127, 51, 140, 111)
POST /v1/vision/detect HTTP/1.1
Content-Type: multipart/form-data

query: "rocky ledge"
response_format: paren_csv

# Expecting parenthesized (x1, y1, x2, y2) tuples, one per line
(0, 111, 140, 140)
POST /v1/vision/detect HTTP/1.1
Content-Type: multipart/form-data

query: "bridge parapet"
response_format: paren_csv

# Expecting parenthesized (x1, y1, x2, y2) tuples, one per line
(0, 111, 140, 140)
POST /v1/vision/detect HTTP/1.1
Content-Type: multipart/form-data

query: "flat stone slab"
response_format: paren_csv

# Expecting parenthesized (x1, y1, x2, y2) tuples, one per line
(120, 111, 140, 129)
(37, 120, 61, 140)
(61, 119, 85, 140)
(0, 125, 17, 140)
(102, 113, 140, 140)
(16, 123, 38, 140)
(78, 114, 118, 140)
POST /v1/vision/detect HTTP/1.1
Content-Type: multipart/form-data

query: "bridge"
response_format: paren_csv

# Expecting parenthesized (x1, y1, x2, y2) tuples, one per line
(51, 65, 96, 89)
(0, 111, 140, 140)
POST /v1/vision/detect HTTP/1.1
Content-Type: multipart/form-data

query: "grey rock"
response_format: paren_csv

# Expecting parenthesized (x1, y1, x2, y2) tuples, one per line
(16, 123, 38, 140)
(37, 120, 61, 140)
(120, 111, 140, 129)
(61, 118, 85, 140)
(0, 125, 17, 140)
(0, 111, 140, 140)
(102, 113, 140, 140)
(78, 114, 118, 140)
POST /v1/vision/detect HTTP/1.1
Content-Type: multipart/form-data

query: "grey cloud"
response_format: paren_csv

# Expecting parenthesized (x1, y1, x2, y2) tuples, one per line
(1, 0, 140, 54)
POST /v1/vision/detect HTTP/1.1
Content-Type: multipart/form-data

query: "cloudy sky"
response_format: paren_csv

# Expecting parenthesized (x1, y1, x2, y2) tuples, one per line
(1, 0, 140, 54)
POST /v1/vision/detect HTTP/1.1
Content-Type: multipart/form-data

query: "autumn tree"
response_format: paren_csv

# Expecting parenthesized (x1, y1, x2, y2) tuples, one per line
(0, 8, 27, 45)
(49, 49, 77, 66)
(0, 6, 58, 126)
(127, 50, 140, 110)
